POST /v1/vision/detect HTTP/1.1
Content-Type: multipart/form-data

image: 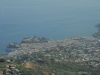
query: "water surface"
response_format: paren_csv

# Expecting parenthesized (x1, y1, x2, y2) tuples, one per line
(0, 0, 100, 54)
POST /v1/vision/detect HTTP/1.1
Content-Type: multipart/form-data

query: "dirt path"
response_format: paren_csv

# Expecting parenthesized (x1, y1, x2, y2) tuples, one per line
(24, 62, 33, 68)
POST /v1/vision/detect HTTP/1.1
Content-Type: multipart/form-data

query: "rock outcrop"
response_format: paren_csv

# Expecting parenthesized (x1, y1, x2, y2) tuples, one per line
(21, 36, 49, 43)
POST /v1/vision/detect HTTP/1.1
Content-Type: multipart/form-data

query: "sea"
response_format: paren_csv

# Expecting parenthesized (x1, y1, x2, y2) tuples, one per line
(0, 0, 100, 54)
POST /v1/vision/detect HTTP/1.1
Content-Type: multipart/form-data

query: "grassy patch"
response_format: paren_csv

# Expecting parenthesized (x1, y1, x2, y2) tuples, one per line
(0, 63, 5, 71)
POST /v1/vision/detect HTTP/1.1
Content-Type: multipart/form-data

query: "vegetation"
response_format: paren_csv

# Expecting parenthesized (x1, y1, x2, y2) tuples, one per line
(0, 58, 5, 62)
(1, 47, 100, 75)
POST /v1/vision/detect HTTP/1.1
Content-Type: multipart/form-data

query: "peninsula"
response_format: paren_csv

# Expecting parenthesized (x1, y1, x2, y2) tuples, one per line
(6, 24, 100, 66)
(3, 24, 100, 75)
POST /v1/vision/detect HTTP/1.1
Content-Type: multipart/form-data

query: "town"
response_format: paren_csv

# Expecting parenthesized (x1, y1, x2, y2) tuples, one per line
(6, 36, 100, 67)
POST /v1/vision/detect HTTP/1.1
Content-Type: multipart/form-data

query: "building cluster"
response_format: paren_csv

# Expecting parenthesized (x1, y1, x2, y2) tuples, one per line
(7, 36, 100, 66)
(3, 60, 20, 75)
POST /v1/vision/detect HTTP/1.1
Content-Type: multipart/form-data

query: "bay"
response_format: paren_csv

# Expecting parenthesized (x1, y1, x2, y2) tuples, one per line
(0, 0, 100, 54)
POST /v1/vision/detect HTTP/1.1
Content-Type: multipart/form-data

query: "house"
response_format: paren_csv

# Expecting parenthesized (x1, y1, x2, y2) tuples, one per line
(6, 60, 11, 63)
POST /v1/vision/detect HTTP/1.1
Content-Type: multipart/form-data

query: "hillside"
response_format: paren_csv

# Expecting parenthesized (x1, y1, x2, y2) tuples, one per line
(1, 54, 100, 75)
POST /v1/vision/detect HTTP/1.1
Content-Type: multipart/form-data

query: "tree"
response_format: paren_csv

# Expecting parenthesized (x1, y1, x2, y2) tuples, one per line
(0, 58, 5, 62)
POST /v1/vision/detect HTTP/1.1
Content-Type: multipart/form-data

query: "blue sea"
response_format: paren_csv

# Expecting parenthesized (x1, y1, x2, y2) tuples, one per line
(0, 0, 100, 54)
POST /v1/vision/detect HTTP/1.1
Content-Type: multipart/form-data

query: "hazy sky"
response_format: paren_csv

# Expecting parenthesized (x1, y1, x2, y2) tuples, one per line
(0, 0, 100, 20)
